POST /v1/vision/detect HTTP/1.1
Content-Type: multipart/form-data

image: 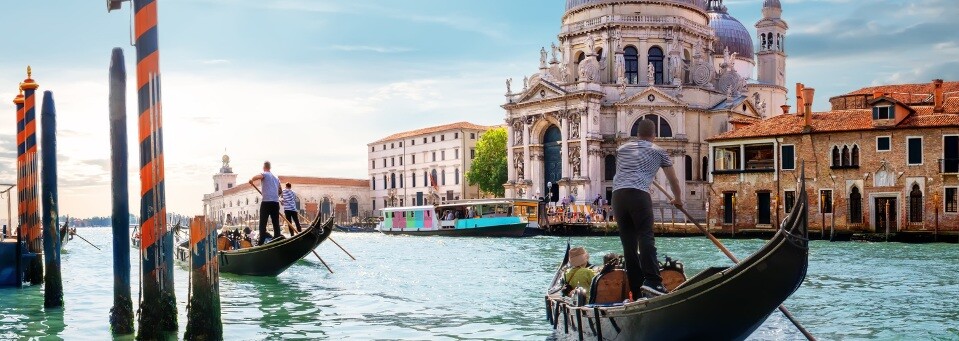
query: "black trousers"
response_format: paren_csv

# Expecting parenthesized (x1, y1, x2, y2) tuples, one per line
(284, 210, 302, 232)
(259, 202, 281, 244)
(612, 188, 662, 298)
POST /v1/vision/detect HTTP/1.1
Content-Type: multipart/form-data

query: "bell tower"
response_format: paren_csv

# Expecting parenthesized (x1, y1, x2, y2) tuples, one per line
(756, 0, 788, 87)
(213, 153, 237, 193)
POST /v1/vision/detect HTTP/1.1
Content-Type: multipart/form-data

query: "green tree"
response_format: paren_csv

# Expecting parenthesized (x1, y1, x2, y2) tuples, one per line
(467, 127, 507, 197)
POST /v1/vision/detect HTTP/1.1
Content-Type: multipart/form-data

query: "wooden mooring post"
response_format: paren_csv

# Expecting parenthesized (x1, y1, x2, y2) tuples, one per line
(40, 90, 63, 308)
(184, 216, 223, 340)
(108, 48, 134, 335)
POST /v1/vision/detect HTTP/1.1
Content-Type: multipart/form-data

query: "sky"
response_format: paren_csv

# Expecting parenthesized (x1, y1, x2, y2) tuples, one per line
(0, 0, 957, 219)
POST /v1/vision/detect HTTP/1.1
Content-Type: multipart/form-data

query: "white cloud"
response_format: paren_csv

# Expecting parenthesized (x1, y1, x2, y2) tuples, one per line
(329, 45, 413, 54)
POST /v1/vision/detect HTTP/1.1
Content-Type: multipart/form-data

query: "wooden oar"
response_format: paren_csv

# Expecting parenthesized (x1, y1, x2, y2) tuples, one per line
(250, 183, 333, 274)
(651, 181, 817, 341)
(299, 213, 356, 261)
(72, 230, 102, 251)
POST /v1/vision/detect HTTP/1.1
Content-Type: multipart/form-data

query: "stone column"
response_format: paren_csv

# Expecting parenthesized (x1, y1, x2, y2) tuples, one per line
(639, 38, 649, 86)
(524, 119, 532, 181)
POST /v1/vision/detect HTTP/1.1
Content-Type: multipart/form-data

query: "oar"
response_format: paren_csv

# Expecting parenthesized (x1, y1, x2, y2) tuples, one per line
(651, 181, 817, 341)
(300, 213, 356, 261)
(250, 183, 333, 274)
(72, 230, 102, 251)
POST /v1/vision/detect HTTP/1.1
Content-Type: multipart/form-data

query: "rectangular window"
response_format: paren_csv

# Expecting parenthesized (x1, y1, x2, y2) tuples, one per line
(399, 142, 403, 147)
(714, 146, 741, 171)
(876, 136, 891, 151)
(784, 191, 795, 214)
(423, 138, 427, 144)
(441, 151, 446, 160)
(412, 155, 416, 164)
(780, 145, 795, 170)
(455, 133, 459, 139)
(471, 149, 475, 159)
(471, 133, 476, 139)
(946, 187, 958, 213)
(411, 139, 415, 146)
(413, 174, 417, 188)
(371, 160, 375, 169)
(371, 146, 375, 152)
(382, 159, 386, 167)
(432, 136, 436, 142)
(820, 190, 833, 214)
(400, 157, 404, 166)
(907, 137, 922, 165)
(455, 149, 459, 159)
(944, 136, 959, 173)
(391, 157, 395, 167)
(382, 144, 386, 150)
(744, 144, 774, 170)
(872, 106, 893, 120)
(391, 143, 394, 149)
(432, 152, 436, 162)
(441, 135, 445, 141)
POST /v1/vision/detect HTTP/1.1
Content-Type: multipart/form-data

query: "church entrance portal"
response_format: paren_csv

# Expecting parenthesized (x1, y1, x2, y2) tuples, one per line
(543, 125, 562, 202)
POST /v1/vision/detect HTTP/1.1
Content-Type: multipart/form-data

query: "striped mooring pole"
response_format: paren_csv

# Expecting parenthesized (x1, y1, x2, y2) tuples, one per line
(40, 90, 64, 308)
(108, 47, 134, 335)
(184, 216, 223, 340)
(12, 90, 24, 286)
(113, 0, 178, 336)
(19, 67, 42, 285)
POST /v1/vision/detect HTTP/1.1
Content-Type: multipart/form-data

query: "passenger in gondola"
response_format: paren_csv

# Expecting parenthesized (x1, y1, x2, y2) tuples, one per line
(281, 183, 302, 234)
(613, 119, 683, 299)
(563, 247, 596, 299)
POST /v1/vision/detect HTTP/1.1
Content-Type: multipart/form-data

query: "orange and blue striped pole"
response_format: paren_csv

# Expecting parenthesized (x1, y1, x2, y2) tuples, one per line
(13, 90, 24, 286)
(184, 216, 223, 340)
(131, 0, 177, 336)
(20, 67, 42, 285)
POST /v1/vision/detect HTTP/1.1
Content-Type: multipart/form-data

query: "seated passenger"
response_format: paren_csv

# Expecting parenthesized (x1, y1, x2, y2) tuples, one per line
(594, 252, 622, 272)
(563, 247, 597, 298)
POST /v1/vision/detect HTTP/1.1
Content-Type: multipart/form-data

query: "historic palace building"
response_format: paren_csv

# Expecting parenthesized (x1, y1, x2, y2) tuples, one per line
(708, 80, 959, 235)
(503, 0, 789, 220)
(202, 154, 372, 225)
(367, 122, 490, 214)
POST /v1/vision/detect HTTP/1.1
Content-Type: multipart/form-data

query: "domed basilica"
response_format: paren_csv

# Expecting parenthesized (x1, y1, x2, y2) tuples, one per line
(503, 0, 789, 218)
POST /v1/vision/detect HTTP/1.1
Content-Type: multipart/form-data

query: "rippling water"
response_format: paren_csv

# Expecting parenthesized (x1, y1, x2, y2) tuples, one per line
(1, 228, 957, 340)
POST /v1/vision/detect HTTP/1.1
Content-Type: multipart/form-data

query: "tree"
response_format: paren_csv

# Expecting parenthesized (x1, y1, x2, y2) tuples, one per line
(467, 127, 507, 197)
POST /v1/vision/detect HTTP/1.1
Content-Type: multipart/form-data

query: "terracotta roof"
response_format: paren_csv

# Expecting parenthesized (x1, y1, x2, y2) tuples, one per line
(223, 176, 368, 196)
(838, 81, 959, 105)
(709, 106, 959, 141)
(371, 122, 490, 144)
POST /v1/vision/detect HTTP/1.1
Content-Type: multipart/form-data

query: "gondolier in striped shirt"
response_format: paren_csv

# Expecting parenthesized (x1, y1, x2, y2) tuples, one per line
(281, 183, 302, 233)
(612, 119, 683, 299)
(250, 161, 283, 245)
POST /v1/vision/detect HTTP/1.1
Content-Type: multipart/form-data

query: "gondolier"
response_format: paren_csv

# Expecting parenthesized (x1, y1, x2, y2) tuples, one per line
(281, 183, 302, 233)
(612, 119, 683, 299)
(250, 161, 282, 245)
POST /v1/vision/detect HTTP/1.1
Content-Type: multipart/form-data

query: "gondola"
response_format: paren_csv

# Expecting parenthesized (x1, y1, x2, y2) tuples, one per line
(545, 179, 809, 340)
(174, 215, 333, 277)
(59, 222, 73, 249)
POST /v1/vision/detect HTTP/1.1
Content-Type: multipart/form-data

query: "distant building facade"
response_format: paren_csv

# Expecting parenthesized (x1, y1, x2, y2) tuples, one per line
(503, 0, 789, 221)
(202, 154, 372, 224)
(707, 80, 959, 234)
(367, 122, 490, 215)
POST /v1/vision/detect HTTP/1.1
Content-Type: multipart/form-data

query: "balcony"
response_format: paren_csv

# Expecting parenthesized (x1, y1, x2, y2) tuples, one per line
(940, 159, 959, 174)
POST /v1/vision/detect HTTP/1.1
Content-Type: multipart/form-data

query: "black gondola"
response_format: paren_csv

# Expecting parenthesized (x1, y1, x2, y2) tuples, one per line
(545, 179, 810, 340)
(173, 216, 333, 277)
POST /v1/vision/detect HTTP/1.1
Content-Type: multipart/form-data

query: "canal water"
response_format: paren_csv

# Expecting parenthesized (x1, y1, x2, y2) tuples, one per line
(1, 228, 957, 340)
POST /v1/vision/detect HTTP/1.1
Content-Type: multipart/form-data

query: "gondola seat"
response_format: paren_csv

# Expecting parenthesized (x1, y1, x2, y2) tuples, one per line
(589, 269, 630, 304)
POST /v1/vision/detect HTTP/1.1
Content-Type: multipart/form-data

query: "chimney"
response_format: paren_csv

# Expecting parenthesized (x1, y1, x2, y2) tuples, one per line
(933, 79, 944, 113)
(872, 91, 884, 100)
(803, 87, 816, 128)
(796, 83, 805, 116)
(781, 104, 791, 115)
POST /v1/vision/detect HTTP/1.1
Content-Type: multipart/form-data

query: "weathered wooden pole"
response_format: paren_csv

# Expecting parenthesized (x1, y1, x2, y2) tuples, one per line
(13, 92, 24, 286)
(125, 0, 178, 336)
(108, 47, 134, 335)
(184, 216, 223, 340)
(40, 90, 63, 308)
(20, 67, 43, 285)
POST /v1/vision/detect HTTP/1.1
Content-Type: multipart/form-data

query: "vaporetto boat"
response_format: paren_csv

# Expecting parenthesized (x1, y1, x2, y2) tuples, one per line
(377, 199, 529, 237)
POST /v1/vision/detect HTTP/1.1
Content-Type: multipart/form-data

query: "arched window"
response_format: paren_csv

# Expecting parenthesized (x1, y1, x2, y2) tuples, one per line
(683, 49, 691, 84)
(832, 146, 841, 167)
(848, 186, 862, 223)
(575, 52, 586, 82)
(630, 114, 673, 138)
(390, 173, 396, 189)
(684, 155, 693, 181)
(702, 156, 708, 181)
(909, 184, 923, 223)
(604, 155, 616, 181)
(423, 171, 428, 187)
(760, 33, 767, 50)
(349, 198, 359, 218)
(767, 33, 774, 49)
(624, 46, 639, 84)
(851, 145, 860, 166)
(431, 169, 438, 187)
(648, 47, 664, 85)
(382, 175, 387, 190)
(841, 146, 851, 166)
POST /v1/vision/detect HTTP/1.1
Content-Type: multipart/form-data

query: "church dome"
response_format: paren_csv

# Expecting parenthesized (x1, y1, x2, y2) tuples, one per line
(566, 0, 707, 12)
(707, 4, 754, 61)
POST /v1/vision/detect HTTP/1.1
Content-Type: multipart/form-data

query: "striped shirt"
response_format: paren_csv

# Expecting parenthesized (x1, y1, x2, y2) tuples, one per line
(612, 140, 673, 193)
(260, 171, 281, 202)
(281, 189, 297, 211)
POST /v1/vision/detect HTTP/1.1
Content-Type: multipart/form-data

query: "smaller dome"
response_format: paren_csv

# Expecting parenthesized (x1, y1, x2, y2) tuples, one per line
(708, 5, 754, 61)
(222, 154, 230, 163)
(763, 0, 781, 9)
